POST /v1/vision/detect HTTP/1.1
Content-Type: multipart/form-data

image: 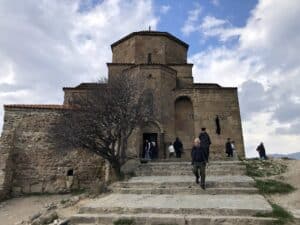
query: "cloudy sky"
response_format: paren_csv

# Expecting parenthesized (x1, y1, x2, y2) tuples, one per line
(0, 0, 300, 157)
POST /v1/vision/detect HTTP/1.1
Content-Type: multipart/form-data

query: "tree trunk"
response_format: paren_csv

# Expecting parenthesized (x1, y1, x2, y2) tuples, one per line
(111, 161, 123, 181)
(120, 136, 127, 164)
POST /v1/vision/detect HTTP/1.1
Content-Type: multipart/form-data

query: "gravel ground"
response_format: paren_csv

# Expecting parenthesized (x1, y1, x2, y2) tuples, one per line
(0, 195, 73, 225)
(268, 159, 300, 219)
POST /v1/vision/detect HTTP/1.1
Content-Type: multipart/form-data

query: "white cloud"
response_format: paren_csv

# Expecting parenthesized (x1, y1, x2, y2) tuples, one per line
(0, 0, 158, 132)
(160, 5, 170, 14)
(201, 16, 226, 29)
(181, 3, 202, 36)
(190, 0, 300, 156)
(181, 13, 241, 42)
(211, 0, 220, 7)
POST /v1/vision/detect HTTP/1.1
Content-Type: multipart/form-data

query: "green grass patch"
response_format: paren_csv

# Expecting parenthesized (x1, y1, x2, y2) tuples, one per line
(256, 203, 294, 225)
(113, 218, 135, 225)
(243, 159, 287, 177)
(255, 179, 296, 194)
(70, 188, 86, 196)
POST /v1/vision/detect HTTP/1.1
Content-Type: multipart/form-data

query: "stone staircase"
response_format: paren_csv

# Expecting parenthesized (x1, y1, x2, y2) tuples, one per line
(70, 160, 277, 225)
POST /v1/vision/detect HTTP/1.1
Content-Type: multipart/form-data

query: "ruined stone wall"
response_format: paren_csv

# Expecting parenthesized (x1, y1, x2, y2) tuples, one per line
(0, 107, 105, 197)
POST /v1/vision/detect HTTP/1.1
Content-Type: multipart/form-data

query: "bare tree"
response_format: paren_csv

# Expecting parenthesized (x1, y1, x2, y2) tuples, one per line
(59, 74, 149, 179)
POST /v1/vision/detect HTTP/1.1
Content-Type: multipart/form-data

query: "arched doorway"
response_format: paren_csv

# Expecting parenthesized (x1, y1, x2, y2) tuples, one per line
(175, 96, 194, 154)
(140, 121, 163, 159)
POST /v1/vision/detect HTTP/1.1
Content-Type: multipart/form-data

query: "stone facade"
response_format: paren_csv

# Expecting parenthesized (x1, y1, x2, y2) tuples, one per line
(0, 31, 244, 199)
(0, 106, 105, 199)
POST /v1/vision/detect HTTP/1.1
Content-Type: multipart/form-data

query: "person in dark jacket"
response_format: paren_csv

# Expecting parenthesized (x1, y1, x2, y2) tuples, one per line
(256, 142, 267, 160)
(199, 128, 211, 160)
(225, 138, 233, 157)
(191, 138, 208, 190)
(173, 137, 183, 158)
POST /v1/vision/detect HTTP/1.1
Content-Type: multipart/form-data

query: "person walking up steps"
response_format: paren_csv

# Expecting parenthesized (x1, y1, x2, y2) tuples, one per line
(191, 138, 208, 190)
(199, 128, 211, 161)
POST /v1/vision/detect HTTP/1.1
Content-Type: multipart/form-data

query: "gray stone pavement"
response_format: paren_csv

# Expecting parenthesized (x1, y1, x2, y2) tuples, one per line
(82, 193, 272, 212)
(70, 161, 276, 224)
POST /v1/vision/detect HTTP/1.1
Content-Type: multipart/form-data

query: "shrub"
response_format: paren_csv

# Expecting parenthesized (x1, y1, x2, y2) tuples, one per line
(256, 203, 294, 225)
(255, 179, 296, 194)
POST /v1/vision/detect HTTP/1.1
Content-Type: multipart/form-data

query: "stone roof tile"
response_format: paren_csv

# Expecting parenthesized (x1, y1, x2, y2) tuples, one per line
(4, 104, 74, 110)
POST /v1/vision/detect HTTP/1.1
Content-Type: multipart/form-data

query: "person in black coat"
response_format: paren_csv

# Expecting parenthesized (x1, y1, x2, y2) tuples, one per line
(199, 128, 211, 160)
(191, 138, 208, 190)
(173, 137, 183, 158)
(256, 142, 267, 160)
(225, 138, 233, 157)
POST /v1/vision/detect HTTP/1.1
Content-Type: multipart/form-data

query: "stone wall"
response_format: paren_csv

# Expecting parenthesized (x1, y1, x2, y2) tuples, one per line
(0, 132, 15, 200)
(176, 87, 245, 159)
(0, 106, 105, 198)
(112, 34, 187, 64)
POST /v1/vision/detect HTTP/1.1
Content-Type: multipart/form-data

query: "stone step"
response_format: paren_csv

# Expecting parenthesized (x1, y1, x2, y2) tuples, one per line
(70, 213, 277, 225)
(136, 163, 247, 176)
(144, 161, 243, 166)
(138, 162, 245, 169)
(136, 169, 246, 176)
(77, 194, 272, 217)
(110, 187, 259, 195)
(113, 176, 255, 189)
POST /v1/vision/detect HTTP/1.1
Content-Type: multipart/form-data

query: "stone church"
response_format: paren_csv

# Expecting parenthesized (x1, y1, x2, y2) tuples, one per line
(0, 31, 244, 198)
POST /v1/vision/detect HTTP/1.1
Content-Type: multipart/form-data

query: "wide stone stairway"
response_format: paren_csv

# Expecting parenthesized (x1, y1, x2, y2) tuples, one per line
(70, 160, 277, 225)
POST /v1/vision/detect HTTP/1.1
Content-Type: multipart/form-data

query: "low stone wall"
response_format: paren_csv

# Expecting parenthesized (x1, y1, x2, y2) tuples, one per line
(0, 106, 105, 198)
(0, 133, 15, 200)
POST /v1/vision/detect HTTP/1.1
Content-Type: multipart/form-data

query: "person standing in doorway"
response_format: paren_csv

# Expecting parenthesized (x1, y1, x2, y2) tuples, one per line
(150, 139, 157, 159)
(144, 139, 151, 160)
(173, 137, 183, 158)
(225, 138, 233, 157)
(199, 128, 211, 160)
(191, 138, 208, 190)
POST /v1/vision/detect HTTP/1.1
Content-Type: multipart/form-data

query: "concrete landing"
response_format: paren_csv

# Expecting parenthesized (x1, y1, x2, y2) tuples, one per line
(112, 187, 259, 195)
(79, 193, 272, 216)
(71, 213, 276, 225)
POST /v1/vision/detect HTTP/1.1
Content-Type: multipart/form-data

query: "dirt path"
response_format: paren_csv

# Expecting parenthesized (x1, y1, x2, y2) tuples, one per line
(269, 160, 300, 219)
(0, 195, 72, 225)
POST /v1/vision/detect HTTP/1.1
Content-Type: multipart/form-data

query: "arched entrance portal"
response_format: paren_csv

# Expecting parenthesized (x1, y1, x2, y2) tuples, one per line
(175, 96, 194, 155)
(140, 121, 164, 159)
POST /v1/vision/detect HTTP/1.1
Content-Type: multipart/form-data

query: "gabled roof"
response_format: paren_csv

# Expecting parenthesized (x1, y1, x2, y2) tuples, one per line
(111, 31, 189, 49)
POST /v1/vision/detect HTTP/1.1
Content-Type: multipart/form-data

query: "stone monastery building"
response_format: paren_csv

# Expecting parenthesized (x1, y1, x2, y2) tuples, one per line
(0, 31, 244, 198)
